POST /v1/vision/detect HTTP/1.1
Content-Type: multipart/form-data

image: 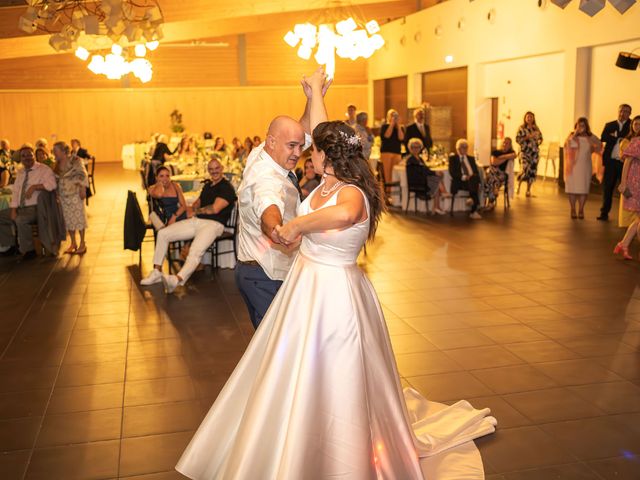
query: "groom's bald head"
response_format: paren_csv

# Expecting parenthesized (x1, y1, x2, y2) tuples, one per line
(265, 116, 306, 171)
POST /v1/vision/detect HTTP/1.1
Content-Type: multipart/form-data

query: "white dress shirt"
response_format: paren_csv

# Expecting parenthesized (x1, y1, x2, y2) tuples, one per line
(612, 120, 625, 161)
(9, 162, 57, 208)
(460, 155, 473, 179)
(237, 135, 311, 281)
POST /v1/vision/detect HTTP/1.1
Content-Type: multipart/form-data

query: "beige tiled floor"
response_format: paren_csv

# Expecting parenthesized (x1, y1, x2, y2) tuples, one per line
(1, 164, 640, 479)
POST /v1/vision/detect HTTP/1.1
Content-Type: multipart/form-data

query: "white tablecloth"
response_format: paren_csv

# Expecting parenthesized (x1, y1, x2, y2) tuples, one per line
(391, 164, 472, 213)
(122, 143, 148, 170)
(177, 191, 236, 269)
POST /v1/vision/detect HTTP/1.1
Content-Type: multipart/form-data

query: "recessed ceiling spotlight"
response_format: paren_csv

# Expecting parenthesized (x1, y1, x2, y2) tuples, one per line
(487, 9, 497, 23)
(445, 55, 454, 63)
(434, 25, 443, 37)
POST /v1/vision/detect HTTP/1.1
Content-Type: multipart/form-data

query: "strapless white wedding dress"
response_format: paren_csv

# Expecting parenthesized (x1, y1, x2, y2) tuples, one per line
(176, 184, 497, 480)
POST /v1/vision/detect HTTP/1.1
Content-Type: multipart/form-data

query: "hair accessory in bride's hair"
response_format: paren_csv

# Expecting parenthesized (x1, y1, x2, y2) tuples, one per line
(339, 130, 361, 146)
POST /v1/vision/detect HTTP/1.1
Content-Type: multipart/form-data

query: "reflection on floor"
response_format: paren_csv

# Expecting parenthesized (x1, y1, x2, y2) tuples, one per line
(1, 163, 639, 479)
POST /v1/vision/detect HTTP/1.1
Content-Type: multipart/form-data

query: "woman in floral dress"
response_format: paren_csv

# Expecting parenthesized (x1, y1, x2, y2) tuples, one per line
(516, 111, 543, 197)
(53, 141, 89, 254)
(614, 135, 640, 260)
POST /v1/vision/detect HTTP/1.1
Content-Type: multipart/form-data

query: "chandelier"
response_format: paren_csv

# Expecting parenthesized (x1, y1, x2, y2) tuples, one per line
(283, 15, 384, 78)
(18, 0, 164, 83)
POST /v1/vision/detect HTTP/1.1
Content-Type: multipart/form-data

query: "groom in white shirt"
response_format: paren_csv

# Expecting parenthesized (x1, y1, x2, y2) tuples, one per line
(235, 71, 330, 329)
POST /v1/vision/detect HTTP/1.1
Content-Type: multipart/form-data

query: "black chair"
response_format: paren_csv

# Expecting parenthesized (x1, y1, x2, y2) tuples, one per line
(405, 163, 432, 215)
(87, 156, 96, 196)
(449, 189, 470, 216)
(376, 160, 401, 205)
(206, 204, 239, 278)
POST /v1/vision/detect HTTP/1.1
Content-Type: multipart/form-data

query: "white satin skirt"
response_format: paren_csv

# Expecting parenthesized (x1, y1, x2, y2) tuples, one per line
(176, 253, 496, 479)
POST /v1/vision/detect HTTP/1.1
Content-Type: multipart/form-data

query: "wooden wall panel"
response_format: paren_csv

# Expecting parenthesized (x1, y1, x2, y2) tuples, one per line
(245, 29, 367, 86)
(0, 36, 240, 89)
(0, 85, 367, 164)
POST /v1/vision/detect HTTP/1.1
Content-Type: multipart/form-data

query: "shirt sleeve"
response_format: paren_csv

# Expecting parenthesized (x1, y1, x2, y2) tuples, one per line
(221, 181, 237, 204)
(9, 174, 22, 208)
(42, 165, 57, 191)
(304, 133, 312, 150)
(253, 169, 285, 219)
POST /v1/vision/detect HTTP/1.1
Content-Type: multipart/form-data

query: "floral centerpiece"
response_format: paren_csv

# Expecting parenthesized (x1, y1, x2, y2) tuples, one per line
(170, 109, 185, 134)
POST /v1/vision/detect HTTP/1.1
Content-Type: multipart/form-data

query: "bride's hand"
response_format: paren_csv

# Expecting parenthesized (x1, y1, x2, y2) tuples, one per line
(275, 222, 301, 245)
(303, 67, 327, 92)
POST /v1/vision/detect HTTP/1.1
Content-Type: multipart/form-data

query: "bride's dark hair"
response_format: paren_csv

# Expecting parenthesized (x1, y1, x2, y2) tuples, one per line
(312, 121, 385, 239)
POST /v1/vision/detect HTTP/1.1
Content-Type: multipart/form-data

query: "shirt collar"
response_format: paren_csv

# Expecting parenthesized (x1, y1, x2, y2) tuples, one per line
(260, 148, 290, 177)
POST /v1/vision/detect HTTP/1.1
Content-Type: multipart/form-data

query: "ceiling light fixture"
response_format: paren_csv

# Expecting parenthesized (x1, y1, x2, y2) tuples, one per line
(283, 7, 384, 78)
(616, 50, 640, 70)
(18, 0, 164, 83)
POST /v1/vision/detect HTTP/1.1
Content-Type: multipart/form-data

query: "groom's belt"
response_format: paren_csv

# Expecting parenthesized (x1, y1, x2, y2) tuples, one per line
(237, 259, 260, 266)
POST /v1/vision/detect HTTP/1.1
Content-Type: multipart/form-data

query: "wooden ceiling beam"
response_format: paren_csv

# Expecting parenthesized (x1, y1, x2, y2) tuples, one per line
(0, 0, 415, 60)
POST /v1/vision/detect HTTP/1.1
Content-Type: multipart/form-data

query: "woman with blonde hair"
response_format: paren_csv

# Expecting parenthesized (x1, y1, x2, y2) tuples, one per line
(53, 141, 89, 254)
(380, 108, 405, 200)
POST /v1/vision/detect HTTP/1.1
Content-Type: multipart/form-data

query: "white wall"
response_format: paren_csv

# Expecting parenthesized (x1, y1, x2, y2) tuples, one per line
(483, 53, 565, 144)
(591, 39, 640, 134)
(369, 0, 640, 152)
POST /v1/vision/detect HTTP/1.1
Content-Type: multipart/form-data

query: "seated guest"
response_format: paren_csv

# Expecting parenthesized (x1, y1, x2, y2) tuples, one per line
(231, 137, 242, 159)
(449, 139, 482, 220)
(405, 138, 446, 215)
(252, 135, 262, 148)
(236, 137, 253, 164)
(0, 139, 13, 163)
(148, 166, 189, 230)
(53, 141, 89, 254)
(405, 107, 433, 153)
(484, 137, 517, 210)
(0, 144, 57, 259)
(149, 134, 176, 185)
(140, 158, 237, 293)
(213, 136, 229, 156)
(354, 111, 374, 170)
(70, 138, 91, 160)
(300, 158, 321, 199)
(35, 146, 55, 169)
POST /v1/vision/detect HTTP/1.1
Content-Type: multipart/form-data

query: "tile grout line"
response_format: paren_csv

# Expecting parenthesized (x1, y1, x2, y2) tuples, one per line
(116, 277, 133, 480)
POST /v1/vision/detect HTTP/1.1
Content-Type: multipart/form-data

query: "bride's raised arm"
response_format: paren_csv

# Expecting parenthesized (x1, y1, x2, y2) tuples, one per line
(299, 67, 332, 134)
(275, 187, 366, 244)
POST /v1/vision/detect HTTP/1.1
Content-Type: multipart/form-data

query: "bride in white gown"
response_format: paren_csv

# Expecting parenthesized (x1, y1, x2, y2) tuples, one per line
(176, 72, 496, 480)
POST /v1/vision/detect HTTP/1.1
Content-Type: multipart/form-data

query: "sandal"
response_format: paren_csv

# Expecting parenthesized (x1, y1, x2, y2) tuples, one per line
(75, 245, 87, 255)
(64, 245, 77, 254)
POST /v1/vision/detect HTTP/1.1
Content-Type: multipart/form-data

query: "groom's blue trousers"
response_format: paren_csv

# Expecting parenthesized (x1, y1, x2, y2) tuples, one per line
(235, 262, 283, 329)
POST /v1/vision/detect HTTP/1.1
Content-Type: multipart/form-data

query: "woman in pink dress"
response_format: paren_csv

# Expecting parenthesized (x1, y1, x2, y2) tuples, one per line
(614, 135, 640, 259)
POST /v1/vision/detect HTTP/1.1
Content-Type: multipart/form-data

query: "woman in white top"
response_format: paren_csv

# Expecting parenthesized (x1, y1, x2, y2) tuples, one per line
(563, 117, 602, 219)
(176, 70, 495, 480)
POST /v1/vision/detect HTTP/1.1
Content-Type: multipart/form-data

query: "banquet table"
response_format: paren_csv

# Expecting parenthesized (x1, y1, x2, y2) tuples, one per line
(172, 174, 207, 193)
(122, 143, 149, 170)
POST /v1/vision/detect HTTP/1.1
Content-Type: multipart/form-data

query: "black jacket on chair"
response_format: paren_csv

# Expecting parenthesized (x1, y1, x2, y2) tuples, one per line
(600, 119, 630, 166)
(405, 123, 433, 151)
(124, 191, 147, 251)
(448, 153, 479, 193)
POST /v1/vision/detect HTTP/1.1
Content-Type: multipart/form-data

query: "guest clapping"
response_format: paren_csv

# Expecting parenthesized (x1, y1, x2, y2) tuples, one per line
(516, 111, 543, 197)
(405, 138, 446, 215)
(449, 139, 481, 219)
(148, 166, 189, 230)
(563, 118, 602, 219)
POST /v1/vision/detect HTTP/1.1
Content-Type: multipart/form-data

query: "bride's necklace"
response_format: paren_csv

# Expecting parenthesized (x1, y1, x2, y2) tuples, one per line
(320, 178, 345, 197)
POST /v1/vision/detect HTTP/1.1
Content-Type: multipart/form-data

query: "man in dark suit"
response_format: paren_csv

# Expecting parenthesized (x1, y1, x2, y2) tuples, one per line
(405, 107, 433, 153)
(449, 139, 482, 219)
(597, 104, 632, 221)
(71, 138, 91, 160)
